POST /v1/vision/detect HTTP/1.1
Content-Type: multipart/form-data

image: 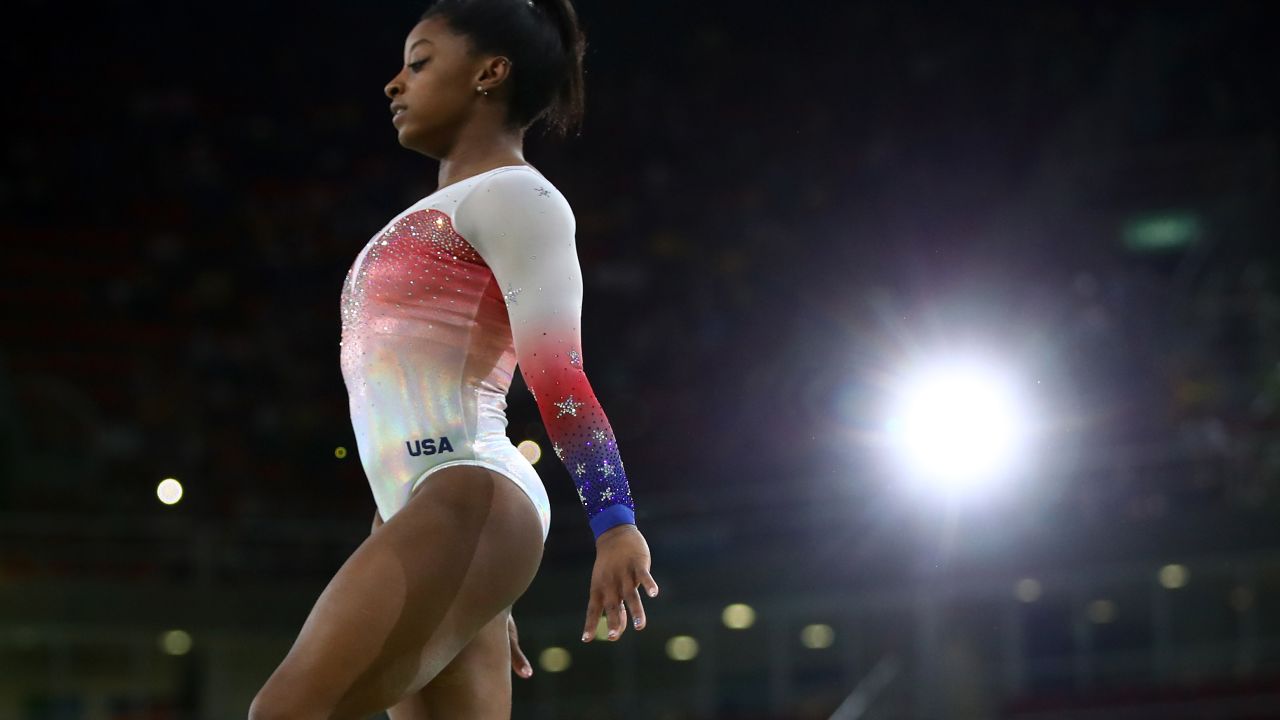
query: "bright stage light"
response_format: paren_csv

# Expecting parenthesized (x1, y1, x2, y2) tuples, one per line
(516, 440, 542, 464)
(156, 478, 184, 505)
(159, 629, 192, 656)
(538, 646, 571, 672)
(1158, 564, 1189, 589)
(799, 624, 834, 649)
(665, 635, 699, 661)
(886, 361, 1025, 494)
(721, 603, 756, 630)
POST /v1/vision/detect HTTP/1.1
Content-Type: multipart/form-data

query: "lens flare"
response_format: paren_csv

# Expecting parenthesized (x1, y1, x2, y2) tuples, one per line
(886, 362, 1025, 493)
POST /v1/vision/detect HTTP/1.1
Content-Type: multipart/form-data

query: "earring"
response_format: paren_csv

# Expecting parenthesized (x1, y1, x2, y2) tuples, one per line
(477, 85, 489, 97)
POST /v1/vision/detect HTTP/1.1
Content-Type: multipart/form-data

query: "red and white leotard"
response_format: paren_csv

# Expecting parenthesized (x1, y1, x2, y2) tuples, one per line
(339, 165, 636, 540)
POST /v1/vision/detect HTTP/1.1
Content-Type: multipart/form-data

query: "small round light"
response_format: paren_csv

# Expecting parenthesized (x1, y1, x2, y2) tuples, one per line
(156, 478, 183, 505)
(721, 603, 756, 630)
(159, 630, 192, 656)
(335, 446, 348, 459)
(538, 647, 571, 672)
(1158, 564, 1189, 589)
(800, 624, 834, 649)
(1087, 600, 1117, 624)
(1014, 578, 1042, 603)
(517, 440, 542, 464)
(666, 635, 699, 661)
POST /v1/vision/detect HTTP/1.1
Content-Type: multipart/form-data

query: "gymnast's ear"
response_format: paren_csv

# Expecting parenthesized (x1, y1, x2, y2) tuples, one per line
(472, 53, 514, 92)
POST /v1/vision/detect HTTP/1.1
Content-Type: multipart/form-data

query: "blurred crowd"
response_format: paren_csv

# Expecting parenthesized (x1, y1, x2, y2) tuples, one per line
(3, 1, 1278, 546)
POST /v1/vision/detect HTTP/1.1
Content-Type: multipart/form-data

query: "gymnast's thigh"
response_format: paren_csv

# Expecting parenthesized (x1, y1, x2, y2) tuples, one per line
(250, 465, 544, 720)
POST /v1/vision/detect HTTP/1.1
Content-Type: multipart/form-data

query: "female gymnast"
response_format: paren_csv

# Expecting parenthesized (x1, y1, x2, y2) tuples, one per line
(249, 1, 657, 717)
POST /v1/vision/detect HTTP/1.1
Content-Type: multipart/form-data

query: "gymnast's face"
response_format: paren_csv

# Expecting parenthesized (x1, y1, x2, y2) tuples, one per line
(384, 17, 510, 158)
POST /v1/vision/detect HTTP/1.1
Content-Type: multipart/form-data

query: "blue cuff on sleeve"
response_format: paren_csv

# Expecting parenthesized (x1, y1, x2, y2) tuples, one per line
(589, 504, 636, 539)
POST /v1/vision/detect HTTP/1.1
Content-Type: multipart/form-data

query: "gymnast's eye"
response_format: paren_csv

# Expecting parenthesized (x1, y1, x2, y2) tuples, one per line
(408, 59, 429, 72)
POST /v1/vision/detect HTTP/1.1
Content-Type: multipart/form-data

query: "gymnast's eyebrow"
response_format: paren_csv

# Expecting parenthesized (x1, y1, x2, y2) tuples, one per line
(405, 37, 434, 64)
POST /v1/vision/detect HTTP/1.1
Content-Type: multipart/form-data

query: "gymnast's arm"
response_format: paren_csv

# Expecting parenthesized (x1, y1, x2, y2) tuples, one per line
(455, 169, 638, 538)
(456, 170, 659, 642)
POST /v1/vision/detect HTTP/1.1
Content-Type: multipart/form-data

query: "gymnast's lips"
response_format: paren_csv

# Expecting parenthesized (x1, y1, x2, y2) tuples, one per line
(390, 103, 409, 123)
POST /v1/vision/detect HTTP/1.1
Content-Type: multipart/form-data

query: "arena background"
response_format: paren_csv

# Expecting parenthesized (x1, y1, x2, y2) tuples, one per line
(3, 1, 1279, 718)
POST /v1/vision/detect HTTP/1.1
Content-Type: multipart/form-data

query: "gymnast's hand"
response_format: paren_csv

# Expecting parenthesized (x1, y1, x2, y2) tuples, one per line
(582, 524, 659, 643)
(508, 614, 534, 679)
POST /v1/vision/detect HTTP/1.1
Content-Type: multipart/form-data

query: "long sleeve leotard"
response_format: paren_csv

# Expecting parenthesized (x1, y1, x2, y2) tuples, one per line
(339, 165, 636, 539)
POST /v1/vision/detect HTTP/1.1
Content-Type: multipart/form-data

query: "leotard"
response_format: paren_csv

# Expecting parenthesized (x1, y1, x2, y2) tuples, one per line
(338, 165, 637, 540)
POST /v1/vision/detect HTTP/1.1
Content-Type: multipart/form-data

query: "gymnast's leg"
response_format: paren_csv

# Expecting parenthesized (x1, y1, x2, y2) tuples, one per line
(248, 465, 545, 720)
(385, 606, 518, 720)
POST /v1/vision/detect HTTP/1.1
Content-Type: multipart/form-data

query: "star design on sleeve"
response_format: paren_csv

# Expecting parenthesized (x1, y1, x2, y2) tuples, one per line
(575, 463, 586, 477)
(591, 429, 607, 443)
(554, 395, 584, 418)
(600, 487, 614, 502)
(599, 461, 615, 478)
(553, 443, 564, 460)
(567, 349, 582, 368)
(534, 187, 551, 197)
(577, 486, 585, 503)
(503, 287, 523, 306)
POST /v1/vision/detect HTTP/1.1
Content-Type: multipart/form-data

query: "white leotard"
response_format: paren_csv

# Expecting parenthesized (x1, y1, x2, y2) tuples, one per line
(339, 165, 636, 540)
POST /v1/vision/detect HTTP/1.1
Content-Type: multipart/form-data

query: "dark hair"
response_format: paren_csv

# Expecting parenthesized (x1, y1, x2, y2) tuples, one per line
(420, 0, 587, 138)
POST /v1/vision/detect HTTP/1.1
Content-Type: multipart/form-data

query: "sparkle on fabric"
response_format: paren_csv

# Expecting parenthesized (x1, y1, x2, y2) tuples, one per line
(555, 395, 584, 418)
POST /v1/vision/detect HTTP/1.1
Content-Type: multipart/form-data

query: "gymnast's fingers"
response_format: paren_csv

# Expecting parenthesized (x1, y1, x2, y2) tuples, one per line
(605, 596, 626, 641)
(624, 583, 647, 630)
(639, 568, 659, 598)
(508, 615, 532, 678)
(582, 593, 603, 643)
